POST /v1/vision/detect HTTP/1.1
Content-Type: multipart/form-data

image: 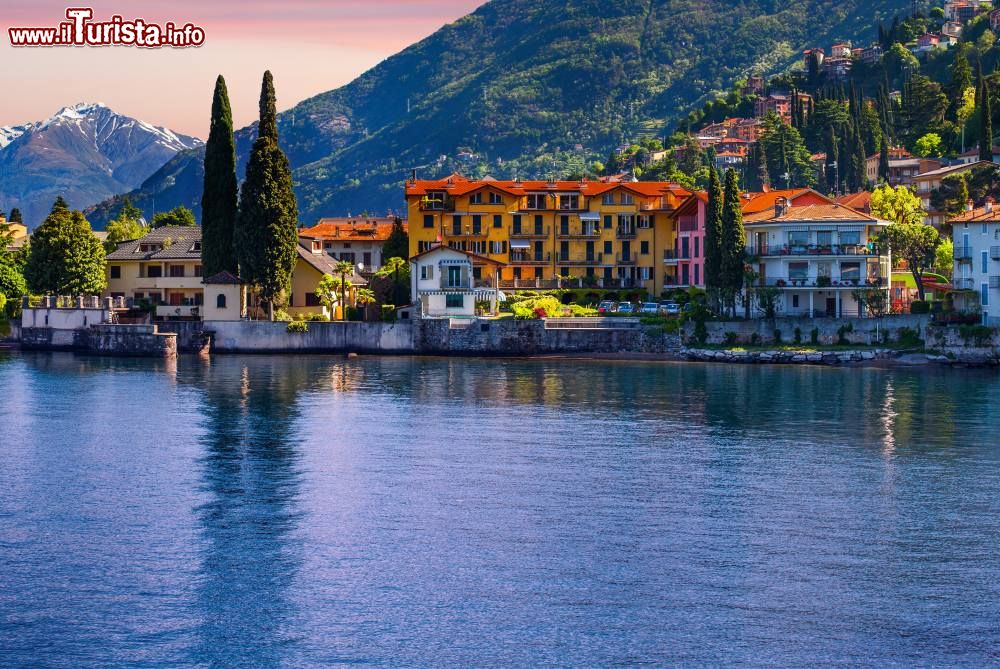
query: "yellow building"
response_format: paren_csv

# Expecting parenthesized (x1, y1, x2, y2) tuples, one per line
(290, 240, 367, 319)
(105, 226, 205, 320)
(405, 174, 689, 297)
(1, 213, 28, 253)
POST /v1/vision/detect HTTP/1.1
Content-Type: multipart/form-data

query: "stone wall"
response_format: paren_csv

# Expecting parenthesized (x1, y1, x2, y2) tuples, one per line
(156, 321, 212, 353)
(204, 320, 416, 354)
(20, 326, 86, 350)
(688, 315, 931, 346)
(84, 325, 176, 358)
(684, 348, 897, 365)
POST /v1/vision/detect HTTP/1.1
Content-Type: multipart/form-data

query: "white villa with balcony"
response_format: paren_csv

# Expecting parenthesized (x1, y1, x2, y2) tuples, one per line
(409, 245, 504, 318)
(950, 201, 1000, 325)
(745, 198, 891, 317)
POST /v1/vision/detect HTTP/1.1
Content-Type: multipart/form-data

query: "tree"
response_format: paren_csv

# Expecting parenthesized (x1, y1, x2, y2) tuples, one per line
(878, 140, 890, 183)
(8, 208, 22, 225)
(355, 287, 376, 320)
(0, 263, 27, 316)
(899, 75, 948, 145)
(335, 259, 354, 321)
(947, 46, 974, 124)
(870, 184, 926, 226)
(758, 112, 815, 188)
(234, 71, 299, 320)
(24, 198, 106, 295)
(103, 197, 149, 252)
(979, 69, 993, 161)
(704, 166, 724, 311)
(825, 125, 840, 193)
(935, 238, 954, 280)
(719, 169, 746, 316)
(914, 133, 943, 158)
(880, 222, 940, 301)
(852, 287, 889, 318)
(152, 206, 197, 228)
(316, 274, 346, 319)
(381, 216, 408, 261)
(201, 74, 239, 277)
(374, 255, 410, 305)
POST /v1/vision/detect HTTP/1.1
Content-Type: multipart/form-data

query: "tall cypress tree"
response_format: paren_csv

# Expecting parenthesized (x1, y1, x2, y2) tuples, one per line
(704, 166, 724, 296)
(720, 169, 746, 317)
(853, 121, 868, 190)
(8, 208, 22, 225)
(201, 75, 239, 277)
(825, 125, 839, 194)
(235, 71, 299, 320)
(878, 139, 890, 183)
(980, 71, 993, 161)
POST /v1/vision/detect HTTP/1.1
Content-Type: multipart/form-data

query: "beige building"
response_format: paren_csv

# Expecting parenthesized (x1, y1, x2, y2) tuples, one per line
(105, 226, 204, 320)
(202, 271, 247, 321)
(290, 240, 368, 320)
(2, 214, 28, 252)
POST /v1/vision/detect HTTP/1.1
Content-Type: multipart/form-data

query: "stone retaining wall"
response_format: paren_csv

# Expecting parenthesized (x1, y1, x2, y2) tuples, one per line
(85, 325, 176, 358)
(683, 348, 898, 365)
(688, 315, 930, 346)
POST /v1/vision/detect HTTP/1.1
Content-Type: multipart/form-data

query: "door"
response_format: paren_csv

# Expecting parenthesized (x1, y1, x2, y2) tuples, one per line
(826, 297, 836, 317)
(534, 241, 544, 261)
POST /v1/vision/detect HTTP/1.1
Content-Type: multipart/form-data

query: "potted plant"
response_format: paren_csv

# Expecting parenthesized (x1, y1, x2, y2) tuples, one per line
(776, 279, 787, 287)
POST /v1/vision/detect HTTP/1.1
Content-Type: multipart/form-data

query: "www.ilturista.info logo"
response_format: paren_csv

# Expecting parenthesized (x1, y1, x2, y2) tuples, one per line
(8, 8, 205, 48)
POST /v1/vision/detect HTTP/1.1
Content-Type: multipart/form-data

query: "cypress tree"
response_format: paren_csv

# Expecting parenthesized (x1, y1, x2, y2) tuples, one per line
(879, 139, 890, 183)
(825, 125, 839, 193)
(201, 75, 239, 277)
(853, 121, 868, 190)
(8, 208, 22, 225)
(720, 169, 746, 317)
(704, 166, 724, 296)
(235, 71, 300, 320)
(980, 73, 993, 162)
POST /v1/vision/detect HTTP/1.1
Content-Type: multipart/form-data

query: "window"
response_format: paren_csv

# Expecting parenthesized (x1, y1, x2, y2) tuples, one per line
(493, 214, 502, 228)
(418, 241, 435, 252)
(472, 266, 482, 280)
(984, 251, 990, 274)
(638, 215, 652, 229)
(303, 292, 321, 307)
(446, 294, 464, 309)
(447, 266, 463, 287)
(490, 241, 507, 254)
(603, 241, 612, 254)
(560, 216, 570, 235)
(620, 193, 634, 205)
(489, 192, 502, 205)
(602, 193, 614, 205)
(110, 265, 121, 279)
(788, 231, 809, 247)
(472, 215, 482, 234)
(424, 192, 447, 209)
(452, 215, 462, 235)
(639, 267, 651, 281)
(840, 261, 861, 282)
(792, 295, 800, 308)
(420, 265, 434, 280)
(343, 243, 352, 248)
(560, 240, 569, 261)
(424, 214, 434, 228)
(363, 252, 372, 267)
(513, 267, 521, 280)
(984, 223, 989, 234)
(216, 294, 227, 309)
(470, 241, 486, 254)
(311, 240, 322, 253)
(681, 238, 690, 259)
(839, 230, 861, 245)
(558, 194, 580, 210)
(640, 241, 649, 255)
(694, 265, 700, 285)
(694, 237, 700, 258)
(147, 265, 162, 278)
(534, 215, 544, 234)
(469, 192, 483, 204)
(341, 252, 356, 263)
(604, 215, 613, 229)
(512, 215, 522, 234)
(560, 267, 570, 277)
(527, 193, 547, 209)
(194, 265, 202, 277)
(789, 261, 809, 281)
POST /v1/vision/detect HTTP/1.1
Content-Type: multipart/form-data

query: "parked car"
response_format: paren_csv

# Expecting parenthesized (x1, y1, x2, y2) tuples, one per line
(597, 300, 617, 314)
(616, 302, 636, 314)
(660, 302, 681, 316)
(640, 302, 660, 314)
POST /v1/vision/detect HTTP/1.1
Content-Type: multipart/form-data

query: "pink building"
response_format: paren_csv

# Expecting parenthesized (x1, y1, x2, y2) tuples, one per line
(672, 192, 707, 288)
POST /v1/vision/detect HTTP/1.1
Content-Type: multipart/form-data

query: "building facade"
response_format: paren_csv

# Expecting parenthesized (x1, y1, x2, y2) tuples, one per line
(409, 245, 502, 318)
(405, 175, 690, 297)
(744, 195, 891, 317)
(913, 161, 994, 227)
(950, 201, 1000, 325)
(298, 217, 407, 271)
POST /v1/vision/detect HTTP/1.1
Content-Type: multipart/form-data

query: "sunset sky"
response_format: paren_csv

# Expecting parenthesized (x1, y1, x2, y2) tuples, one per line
(1, 1, 483, 138)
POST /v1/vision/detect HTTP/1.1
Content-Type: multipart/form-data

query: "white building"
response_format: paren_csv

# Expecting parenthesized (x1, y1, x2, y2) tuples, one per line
(745, 197, 891, 317)
(409, 245, 504, 318)
(950, 200, 1000, 325)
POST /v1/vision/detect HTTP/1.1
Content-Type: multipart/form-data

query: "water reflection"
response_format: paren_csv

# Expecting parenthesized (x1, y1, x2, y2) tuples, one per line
(189, 357, 310, 667)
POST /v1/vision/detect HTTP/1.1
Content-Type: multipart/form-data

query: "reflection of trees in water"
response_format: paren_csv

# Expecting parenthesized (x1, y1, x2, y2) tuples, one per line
(187, 356, 313, 667)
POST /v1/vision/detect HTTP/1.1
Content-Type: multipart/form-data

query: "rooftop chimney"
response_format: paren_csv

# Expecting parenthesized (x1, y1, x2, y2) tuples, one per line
(775, 196, 790, 218)
(967, 198, 975, 212)
(987, 197, 995, 213)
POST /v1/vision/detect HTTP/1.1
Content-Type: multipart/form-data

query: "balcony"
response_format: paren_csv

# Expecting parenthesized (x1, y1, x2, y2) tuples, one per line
(747, 244, 881, 257)
(991, 276, 1000, 289)
(509, 252, 551, 265)
(557, 252, 604, 265)
(448, 226, 487, 238)
(419, 196, 455, 212)
(663, 250, 680, 265)
(510, 226, 549, 237)
(616, 253, 636, 266)
(156, 304, 201, 318)
(616, 227, 637, 240)
(991, 246, 1000, 260)
(759, 276, 885, 288)
(136, 275, 204, 289)
(439, 278, 472, 290)
(954, 278, 976, 290)
(954, 246, 973, 262)
(556, 226, 602, 238)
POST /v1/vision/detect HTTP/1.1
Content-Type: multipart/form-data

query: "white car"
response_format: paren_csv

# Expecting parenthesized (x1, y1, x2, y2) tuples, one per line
(640, 302, 660, 314)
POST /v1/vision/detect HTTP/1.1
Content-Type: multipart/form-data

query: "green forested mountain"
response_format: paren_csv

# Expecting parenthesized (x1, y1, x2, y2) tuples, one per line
(87, 0, 911, 226)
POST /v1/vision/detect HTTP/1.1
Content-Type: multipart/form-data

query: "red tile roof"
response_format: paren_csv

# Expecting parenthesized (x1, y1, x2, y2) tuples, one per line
(404, 174, 691, 200)
(299, 217, 406, 241)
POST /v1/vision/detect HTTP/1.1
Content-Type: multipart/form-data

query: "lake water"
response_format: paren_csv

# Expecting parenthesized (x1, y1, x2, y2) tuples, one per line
(0, 352, 998, 667)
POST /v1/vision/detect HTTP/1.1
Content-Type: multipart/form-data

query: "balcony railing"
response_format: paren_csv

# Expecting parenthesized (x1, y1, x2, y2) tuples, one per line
(557, 252, 604, 265)
(991, 246, 1000, 260)
(440, 278, 472, 290)
(954, 278, 976, 290)
(419, 197, 455, 212)
(509, 252, 551, 265)
(616, 227, 637, 239)
(616, 253, 636, 265)
(759, 276, 885, 288)
(747, 244, 882, 257)
(954, 246, 973, 262)
(556, 227, 602, 238)
(449, 227, 487, 237)
(156, 304, 201, 318)
(663, 250, 679, 264)
(510, 226, 549, 237)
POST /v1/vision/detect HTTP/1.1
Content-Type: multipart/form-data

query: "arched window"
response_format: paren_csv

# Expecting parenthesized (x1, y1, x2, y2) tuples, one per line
(216, 293, 227, 309)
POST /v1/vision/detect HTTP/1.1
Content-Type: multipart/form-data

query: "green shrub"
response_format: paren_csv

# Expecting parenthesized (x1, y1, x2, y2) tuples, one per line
(724, 331, 739, 346)
(0, 293, 6, 318)
(959, 324, 994, 347)
(346, 306, 361, 321)
(810, 327, 819, 345)
(693, 319, 708, 345)
(569, 304, 597, 317)
(896, 326, 924, 348)
(274, 308, 293, 322)
(793, 327, 802, 344)
(750, 332, 761, 346)
(286, 320, 309, 333)
(308, 313, 330, 322)
(512, 296, 565, 319)
(773, 329, 782, 344)
(910, 300, 930, 314)
(836, 323, 854, 345)
(381, 305, 397, 322)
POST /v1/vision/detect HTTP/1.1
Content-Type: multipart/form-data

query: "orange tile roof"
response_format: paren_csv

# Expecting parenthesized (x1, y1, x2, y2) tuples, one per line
(745, 203, 879, 224)
(834, 192, 872, 212)
(739, 188, 829, 214)
(404, 174, 691, 200)
(948, 204, 1000, 223)
(299, 217, 407, 241)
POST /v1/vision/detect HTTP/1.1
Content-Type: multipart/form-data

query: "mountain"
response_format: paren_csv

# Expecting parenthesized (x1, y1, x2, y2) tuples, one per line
(87, 0, 910, 227)
(0, 103, 201, 227)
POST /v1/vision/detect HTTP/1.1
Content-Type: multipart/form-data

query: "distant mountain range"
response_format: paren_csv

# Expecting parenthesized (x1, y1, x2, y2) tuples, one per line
(86, 0, 907, 227)
(0, 103, 201, 227)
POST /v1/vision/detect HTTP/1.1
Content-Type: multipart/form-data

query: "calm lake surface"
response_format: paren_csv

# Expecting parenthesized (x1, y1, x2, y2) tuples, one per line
(0, 352, 998, 668)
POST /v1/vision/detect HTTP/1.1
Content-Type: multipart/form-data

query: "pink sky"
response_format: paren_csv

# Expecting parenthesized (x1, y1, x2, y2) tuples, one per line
(1, 1, 484, 138)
